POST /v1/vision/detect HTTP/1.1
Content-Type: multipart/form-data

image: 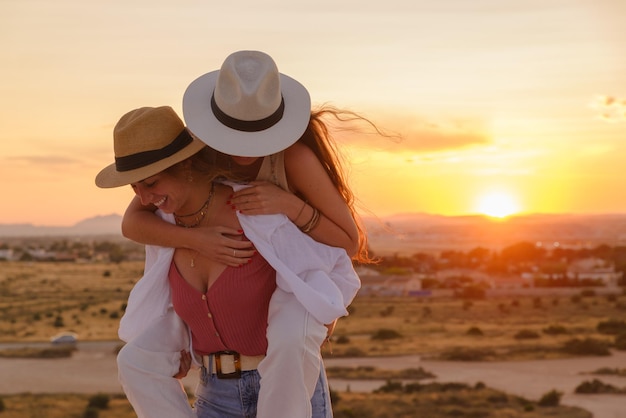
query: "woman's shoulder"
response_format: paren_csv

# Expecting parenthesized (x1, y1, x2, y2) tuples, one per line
(284, 142, 319, 167)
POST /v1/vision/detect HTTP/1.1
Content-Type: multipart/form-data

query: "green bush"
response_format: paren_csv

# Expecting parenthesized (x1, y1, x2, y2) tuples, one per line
(543, 324, 568, 335)
(83, 407, 99, 418)
(87, 393, 110, 409)
(575, 379, 620, 394)
(53, 316, 64, 327)
(341, 347, 366, 357)
(466, 326, 483, 336)
(561, 338, 610, 356)
(514, 329, 540, 339)
(538, 389, 561, 406)
(597, 318, 626, 335)
(374, 380, 404, 393)
(335, 335, 350, 344)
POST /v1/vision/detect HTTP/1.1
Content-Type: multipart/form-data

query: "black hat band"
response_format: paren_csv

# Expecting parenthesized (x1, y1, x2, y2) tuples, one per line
(210, 93, 285, 132)
(115, 129, 193, 172)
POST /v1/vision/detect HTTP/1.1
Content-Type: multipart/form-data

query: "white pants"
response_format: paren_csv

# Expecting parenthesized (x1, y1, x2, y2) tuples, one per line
(257, 288, 328, 418)
(117, 292, 327, 418)
(117, 308, 195, 418)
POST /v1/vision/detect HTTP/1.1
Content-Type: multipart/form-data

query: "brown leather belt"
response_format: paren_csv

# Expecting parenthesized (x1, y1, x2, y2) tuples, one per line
(202, 351, 265, 379)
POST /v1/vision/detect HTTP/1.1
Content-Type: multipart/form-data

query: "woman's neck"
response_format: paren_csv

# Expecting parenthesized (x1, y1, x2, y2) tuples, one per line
(225, 156, 263, 181)
(174, 182, 215, 228)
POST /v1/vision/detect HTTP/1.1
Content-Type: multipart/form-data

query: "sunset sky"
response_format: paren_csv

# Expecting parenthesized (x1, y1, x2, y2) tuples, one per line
(1, 0, 625, 226)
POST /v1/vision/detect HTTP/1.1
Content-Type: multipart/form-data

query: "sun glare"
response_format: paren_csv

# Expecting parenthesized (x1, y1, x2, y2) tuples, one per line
(476, 192, 520, 218)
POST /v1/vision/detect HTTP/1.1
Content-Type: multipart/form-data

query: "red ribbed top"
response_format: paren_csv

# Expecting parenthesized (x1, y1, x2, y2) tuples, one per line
(169, 253, 276, 356)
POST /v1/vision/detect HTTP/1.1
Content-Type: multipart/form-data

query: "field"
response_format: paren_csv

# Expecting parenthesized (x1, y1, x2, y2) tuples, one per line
(0, 390, 593, 418)
(2, 260, 624, 355)
(1, 260, 624, 417)
(330, 289, 626, 360)
(0, 261, 142, 342)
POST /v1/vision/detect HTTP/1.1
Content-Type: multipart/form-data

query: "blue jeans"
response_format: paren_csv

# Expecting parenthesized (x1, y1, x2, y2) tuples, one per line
(194, 365, 333, 417)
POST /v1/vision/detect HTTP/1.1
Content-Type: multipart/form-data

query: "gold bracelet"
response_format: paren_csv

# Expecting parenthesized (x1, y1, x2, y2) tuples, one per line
(299, 208, 321, 233)
(293, 201, 307, 223)
(308, 208, 321, 232)
(299, 208, 316, 232)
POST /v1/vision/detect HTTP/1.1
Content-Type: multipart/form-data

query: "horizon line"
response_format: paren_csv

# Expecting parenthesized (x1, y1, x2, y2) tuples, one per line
(4, 210, 626, 229)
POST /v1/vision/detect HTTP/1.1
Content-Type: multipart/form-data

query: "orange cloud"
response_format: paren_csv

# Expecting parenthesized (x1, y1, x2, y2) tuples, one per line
(590, 95, 626, 123)
(333, 112, 491, 153)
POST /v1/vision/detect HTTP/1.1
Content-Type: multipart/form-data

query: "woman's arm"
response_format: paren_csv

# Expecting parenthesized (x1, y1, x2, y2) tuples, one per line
(286, 143, 359, 256)
(230, 143, 359, 256)
(121, 195, 254, 266)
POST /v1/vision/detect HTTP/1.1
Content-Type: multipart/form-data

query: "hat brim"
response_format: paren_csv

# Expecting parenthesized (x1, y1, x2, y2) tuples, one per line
(95, 138, 207, 188)
(182, 71, 311, 157)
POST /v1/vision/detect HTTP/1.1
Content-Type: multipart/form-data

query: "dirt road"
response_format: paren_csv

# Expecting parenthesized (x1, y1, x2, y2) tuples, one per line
(1, 342, 625, 418)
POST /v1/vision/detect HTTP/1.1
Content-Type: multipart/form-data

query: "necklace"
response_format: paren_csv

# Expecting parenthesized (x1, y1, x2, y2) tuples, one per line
(174, 182, 215, 228)
(174, 183, 215, 268)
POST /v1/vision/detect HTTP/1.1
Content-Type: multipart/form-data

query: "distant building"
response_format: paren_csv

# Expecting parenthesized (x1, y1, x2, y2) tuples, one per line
(358, 273, 422, 296)
(490, 274, 532, 289)
(52, 252, 78, 262)
(0, 249, 14, 261)
(567, 257, 622, 287)
(26, 248, 53, 261)
(435, 268, 491, 283)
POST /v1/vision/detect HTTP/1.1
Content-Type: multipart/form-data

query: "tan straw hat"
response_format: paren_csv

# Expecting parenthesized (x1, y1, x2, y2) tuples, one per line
(95, 106, 206, 188)
(182, 50, 311, 157)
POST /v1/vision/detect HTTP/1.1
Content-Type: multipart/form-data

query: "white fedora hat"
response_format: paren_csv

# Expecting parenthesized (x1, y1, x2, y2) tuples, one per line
(95, 106, 206, 188)
(182, 50, 311, 157)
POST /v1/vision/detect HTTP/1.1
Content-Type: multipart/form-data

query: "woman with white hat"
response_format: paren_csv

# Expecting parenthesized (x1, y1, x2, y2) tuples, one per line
(97, 104, 360, 417)
(122, 50, 370, 267)
(117, 51, 371, 417)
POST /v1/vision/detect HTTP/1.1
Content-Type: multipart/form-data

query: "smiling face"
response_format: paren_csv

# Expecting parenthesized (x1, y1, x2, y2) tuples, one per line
(130, 166, 193, 214)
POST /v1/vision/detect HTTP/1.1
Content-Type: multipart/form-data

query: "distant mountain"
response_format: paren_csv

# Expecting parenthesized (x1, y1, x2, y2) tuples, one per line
(362, 212, 626, 254)
(2, 213, 626, 254)
(0, 214, 122, 237)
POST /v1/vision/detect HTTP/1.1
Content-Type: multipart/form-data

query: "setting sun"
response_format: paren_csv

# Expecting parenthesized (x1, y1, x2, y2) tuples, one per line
(476, 192, 520, 218)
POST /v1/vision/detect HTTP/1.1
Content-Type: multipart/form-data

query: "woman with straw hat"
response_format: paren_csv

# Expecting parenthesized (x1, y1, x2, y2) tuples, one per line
(97, 102, 360, 417)
(119, 51, 373, 417)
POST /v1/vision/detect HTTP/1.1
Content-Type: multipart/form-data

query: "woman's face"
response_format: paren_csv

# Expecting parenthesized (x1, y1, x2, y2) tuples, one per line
(130, 170, 191, 214)
(230, 156, 261, 166)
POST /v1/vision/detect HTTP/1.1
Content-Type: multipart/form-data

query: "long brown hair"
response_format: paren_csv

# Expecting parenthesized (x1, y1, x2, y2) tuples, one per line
(165, 144, 227, 184)
(299, 105, 377, 264)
